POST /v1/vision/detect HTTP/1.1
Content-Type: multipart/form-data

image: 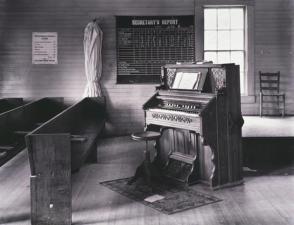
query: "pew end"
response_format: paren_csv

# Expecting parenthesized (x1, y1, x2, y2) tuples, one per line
(28, 134, 72, 225)
(26, 97, 106, 225)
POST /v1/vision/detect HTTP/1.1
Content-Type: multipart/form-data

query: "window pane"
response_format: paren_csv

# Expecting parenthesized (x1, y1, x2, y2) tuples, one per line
(217, 8, 230, 29)
(231, 51, 244, 72)
(204, 9, 217, 30)
(204, 51, 217, 63)
(231, 8, 244, 29)
(230, 31, 244, 50)
(204, 31, 217, 50)
(204, 7, 246, 95)
(218, 31, 230, 50)
(217, 51, 230, 64)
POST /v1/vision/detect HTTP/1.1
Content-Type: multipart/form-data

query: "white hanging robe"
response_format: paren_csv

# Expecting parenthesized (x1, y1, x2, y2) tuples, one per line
(83, 21, 103, 97)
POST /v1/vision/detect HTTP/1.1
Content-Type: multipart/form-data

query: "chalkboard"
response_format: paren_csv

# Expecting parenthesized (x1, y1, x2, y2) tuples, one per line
(116, 16, 195, 84)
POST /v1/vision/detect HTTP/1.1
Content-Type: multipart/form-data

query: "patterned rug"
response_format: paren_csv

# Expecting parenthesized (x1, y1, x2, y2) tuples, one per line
(100, 177, 222, 214)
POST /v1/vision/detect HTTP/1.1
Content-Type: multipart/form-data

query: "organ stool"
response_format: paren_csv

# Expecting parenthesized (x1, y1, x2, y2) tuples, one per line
(128, 131, 161, 190)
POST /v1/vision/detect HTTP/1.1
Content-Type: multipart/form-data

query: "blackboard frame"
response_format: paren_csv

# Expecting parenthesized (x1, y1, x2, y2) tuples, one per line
(116, 15, 195, 84)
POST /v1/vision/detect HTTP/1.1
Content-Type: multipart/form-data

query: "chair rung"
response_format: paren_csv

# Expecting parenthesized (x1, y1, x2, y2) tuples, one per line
(261, 94, 284, 97)
(262, 106, 283, 109)
(262, 101, 282, 103)
(261, 87, 279, 90)
(260, 73, 280, 77)
(260, 80, 278, 83)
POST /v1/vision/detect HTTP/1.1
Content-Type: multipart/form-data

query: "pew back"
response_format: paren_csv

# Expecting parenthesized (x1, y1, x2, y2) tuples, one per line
(0, 97, 65, 145)
(33, 97, 105, 134)
(27, 97, 105, 175)
(0, 97, 65, 167)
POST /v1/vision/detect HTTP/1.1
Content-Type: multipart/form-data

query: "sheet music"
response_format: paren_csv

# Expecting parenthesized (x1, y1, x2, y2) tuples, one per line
(172, 72, 201, 89)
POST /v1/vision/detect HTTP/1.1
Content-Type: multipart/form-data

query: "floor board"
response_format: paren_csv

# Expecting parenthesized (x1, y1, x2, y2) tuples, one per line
(0, 136, 293, 225)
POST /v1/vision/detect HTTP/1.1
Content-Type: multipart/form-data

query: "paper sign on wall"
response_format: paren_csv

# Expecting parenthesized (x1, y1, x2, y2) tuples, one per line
(32, 32, 58, 64)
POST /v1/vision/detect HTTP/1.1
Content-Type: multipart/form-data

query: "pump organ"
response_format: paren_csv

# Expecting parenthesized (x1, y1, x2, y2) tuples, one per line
(143, 63, 244, 189)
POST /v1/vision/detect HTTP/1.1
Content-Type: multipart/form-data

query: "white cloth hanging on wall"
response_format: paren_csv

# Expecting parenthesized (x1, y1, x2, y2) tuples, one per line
(83, 21, 103, 97)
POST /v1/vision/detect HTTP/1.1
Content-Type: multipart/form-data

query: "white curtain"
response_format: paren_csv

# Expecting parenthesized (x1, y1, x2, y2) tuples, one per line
(83, 21, 103, 97)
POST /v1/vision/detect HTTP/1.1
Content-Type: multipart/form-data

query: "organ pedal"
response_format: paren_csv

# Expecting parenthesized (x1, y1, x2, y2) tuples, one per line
(163, 152, 196, 184)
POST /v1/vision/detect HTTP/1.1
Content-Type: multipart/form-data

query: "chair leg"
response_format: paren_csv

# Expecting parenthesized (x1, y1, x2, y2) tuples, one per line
(283, 95, 285, 117)
(259, 93, 262, 117)
(277, 95, 280, 116)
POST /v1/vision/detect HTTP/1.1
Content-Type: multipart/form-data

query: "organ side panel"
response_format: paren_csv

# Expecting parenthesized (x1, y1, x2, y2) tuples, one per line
(200, 97, 218, 186)
(226, 64, 244, 184)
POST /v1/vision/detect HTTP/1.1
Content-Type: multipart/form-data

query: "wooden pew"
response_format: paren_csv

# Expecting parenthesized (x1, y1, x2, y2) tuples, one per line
(0, 98, 24, 114)
(0, 97, 65, 166)
(26, 97, 106, 225)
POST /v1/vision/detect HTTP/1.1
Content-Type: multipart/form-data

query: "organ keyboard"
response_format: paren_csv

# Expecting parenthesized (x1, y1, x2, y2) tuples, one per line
(143, 63, 244, 189)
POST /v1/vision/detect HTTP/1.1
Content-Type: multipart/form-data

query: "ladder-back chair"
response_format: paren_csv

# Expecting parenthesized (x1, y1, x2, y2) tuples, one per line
(259, 71, 285, 117)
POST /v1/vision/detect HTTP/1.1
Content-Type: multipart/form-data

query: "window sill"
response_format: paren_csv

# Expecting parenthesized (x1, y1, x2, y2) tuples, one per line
(241, 95, 256, 104)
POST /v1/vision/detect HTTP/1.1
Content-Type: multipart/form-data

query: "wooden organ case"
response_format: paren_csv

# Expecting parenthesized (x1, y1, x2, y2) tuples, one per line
(143, 63, 244, 189)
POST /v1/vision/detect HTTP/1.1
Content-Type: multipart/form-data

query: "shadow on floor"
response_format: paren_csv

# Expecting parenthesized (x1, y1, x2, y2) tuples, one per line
(243, 163, 294, 177)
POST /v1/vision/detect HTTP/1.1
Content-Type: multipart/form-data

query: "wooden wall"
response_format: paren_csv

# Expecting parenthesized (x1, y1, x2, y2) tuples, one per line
(0, 0, 293, 135)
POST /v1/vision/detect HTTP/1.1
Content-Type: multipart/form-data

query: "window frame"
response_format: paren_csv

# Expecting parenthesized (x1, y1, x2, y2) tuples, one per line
(195, 0, 255, 103)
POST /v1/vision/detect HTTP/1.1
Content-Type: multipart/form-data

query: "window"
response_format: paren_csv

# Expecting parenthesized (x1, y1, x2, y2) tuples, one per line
(204, 7, 245, 94)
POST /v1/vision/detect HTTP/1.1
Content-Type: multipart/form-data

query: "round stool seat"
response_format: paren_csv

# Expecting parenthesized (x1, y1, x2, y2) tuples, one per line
(131, 131, 161, 141)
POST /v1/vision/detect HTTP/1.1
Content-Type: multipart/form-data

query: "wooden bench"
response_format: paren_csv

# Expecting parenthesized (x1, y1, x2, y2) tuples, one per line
(0, 98, 24, 114)
(26, 97, 106, 225)
(0, 97, 65, 166)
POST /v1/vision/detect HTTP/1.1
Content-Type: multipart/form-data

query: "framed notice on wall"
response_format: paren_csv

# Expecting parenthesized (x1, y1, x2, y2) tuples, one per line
(116, 16, 195, 84)
(32, 32, 58, 64)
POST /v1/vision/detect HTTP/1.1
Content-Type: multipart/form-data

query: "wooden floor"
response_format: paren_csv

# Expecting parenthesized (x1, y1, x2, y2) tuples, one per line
(0, 136, 293, 225)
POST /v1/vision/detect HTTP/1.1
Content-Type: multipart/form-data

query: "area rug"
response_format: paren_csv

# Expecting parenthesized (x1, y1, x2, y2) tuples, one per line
(100, 177, 222, 214)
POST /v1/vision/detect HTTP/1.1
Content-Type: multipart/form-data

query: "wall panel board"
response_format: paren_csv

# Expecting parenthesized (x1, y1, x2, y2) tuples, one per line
(242, 0, 294, 115)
